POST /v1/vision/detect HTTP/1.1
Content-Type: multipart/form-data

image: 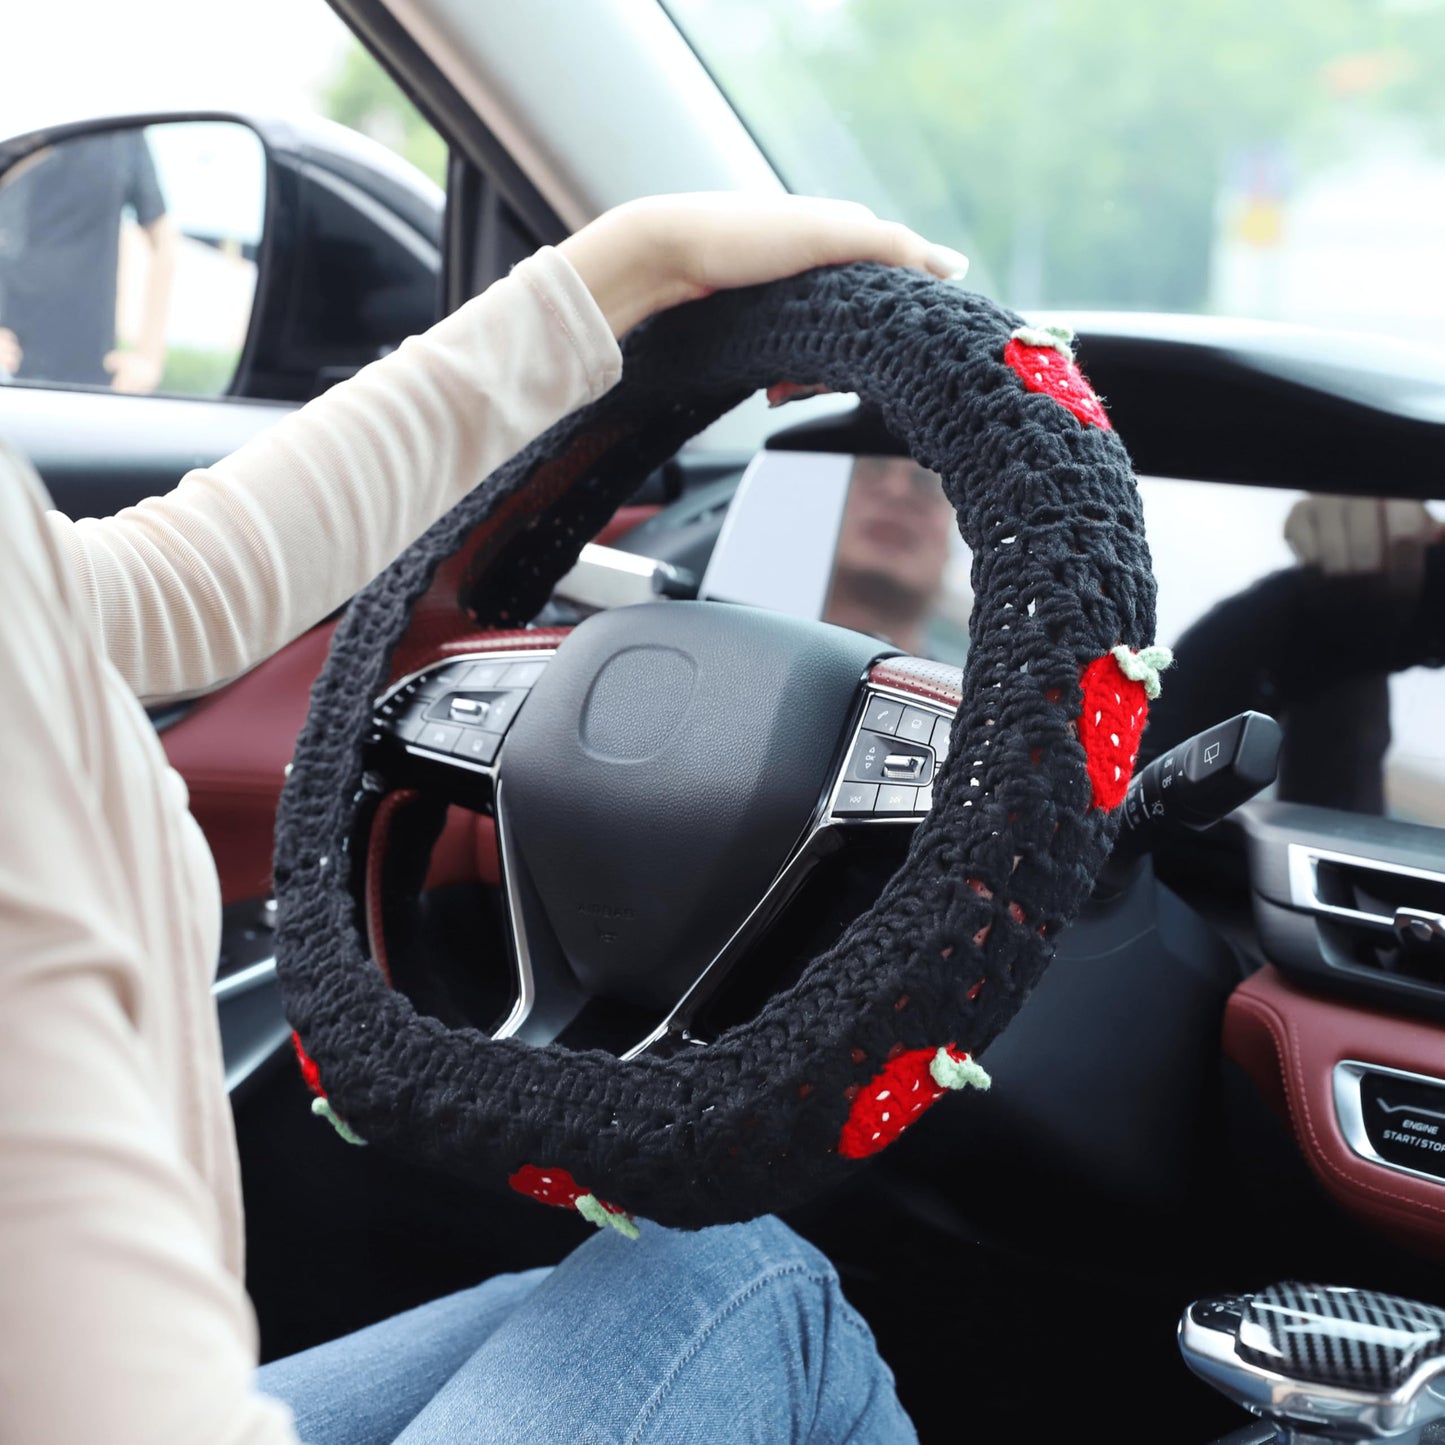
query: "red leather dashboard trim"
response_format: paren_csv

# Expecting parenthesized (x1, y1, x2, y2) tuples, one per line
(1224, 965, 1445, 1252)
(364, 790, 415, 983)
(363, 794, 500, 978)
(869, 656, 963, 709)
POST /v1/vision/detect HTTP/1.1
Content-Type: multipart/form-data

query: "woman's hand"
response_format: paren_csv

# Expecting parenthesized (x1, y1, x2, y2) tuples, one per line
(558, 193, 969, 339)
(0, 327, 20, 376)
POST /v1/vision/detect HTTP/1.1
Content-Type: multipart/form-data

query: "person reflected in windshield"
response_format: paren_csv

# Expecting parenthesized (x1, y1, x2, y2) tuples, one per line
(1144, 493, 1445, 816)
(0, 129, 177, 391)
(824, 454, 962, 656)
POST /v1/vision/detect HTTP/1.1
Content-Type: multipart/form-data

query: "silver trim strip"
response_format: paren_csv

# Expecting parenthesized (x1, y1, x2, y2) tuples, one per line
(212, 957, 290, 1093)
(213, 957, 278, 1002)
(1334, 1060, 1445, 1189)
(1287, 843, 1445, 931)
(222, 1020, 292, 1096)
(491, 780, 536, 1041)
(553, 542, 688, 611)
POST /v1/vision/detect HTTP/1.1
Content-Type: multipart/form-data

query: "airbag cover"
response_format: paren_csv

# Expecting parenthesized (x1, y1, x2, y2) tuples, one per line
(502, 602, 886, 1008)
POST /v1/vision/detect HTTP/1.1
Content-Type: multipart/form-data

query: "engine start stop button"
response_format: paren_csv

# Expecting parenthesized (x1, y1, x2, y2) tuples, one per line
(1358, 1070, 1445, 1181)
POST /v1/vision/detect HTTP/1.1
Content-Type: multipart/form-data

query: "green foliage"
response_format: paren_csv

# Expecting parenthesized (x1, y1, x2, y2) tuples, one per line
(322, 41, 448, 189)
(672, 0, 1445, 311)
(160, 345, 239, 398)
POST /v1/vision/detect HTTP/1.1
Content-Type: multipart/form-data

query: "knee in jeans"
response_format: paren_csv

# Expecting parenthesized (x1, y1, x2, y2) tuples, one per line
(645, 1214, 837, 1287)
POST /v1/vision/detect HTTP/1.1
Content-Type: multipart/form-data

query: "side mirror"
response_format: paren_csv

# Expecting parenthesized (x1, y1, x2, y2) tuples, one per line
(0, 112, 442, 403)
(0, 118, 265, 397)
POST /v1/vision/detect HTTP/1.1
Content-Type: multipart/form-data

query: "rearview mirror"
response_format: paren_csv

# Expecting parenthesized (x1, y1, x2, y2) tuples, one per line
(0, 119, 266, 396)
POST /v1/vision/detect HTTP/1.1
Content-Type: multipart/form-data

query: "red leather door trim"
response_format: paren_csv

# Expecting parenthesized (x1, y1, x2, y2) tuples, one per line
(163, 622, 337, 905)
(1224, 965, 1445, 1252)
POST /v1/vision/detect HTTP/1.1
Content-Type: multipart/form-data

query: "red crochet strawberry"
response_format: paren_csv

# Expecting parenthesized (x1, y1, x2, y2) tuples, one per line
(1004, 324, 1112, 429)
(509, 1164, 639, 1238)
(1078, 645, 1173, 810)
(838, 1044, 991, 1160)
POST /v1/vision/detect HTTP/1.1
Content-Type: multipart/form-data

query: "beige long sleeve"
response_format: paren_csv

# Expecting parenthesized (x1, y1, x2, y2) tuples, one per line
(46, 247, 622, 703)
(0, 248, 622, 1445)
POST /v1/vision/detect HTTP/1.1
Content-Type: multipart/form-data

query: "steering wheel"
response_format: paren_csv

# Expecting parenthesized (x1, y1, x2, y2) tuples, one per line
(274, 262, 1163, 1232)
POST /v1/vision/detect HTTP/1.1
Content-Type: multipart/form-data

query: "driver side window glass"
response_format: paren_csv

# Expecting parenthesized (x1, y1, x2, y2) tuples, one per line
(0, 7, 443, 400)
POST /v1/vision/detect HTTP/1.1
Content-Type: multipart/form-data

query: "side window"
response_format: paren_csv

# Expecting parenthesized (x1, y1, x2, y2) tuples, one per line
(0, 12, 445, 400)
(322, 43, 448, 190)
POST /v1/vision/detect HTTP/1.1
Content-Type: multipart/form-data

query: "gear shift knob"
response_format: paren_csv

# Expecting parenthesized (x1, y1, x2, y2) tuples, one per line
(1180, 1284, 1445, 1442)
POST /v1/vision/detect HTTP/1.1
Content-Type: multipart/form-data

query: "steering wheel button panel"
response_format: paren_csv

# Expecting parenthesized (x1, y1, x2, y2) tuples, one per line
(370, 650, 557, 779)
(830, 688, 953, 823)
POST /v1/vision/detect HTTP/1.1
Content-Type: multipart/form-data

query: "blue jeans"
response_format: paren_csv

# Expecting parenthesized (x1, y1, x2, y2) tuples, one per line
(257, 1215, 916, 1443)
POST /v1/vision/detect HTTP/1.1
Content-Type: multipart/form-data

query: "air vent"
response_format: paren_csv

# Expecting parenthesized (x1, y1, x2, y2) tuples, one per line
(1289, 845, 1445, 991)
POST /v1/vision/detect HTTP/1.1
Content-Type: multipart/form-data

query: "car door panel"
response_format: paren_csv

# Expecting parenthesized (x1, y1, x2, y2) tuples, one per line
(0, 384, 295, 518)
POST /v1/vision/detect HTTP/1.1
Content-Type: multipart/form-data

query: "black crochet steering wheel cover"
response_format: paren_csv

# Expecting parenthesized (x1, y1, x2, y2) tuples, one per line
(274, 263, 1157, 1228)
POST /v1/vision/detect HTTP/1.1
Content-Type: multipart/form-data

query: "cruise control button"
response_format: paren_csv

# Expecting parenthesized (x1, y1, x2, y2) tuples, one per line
(453, 730, 501, 765)
(875, 784, 918, 814)
(500, 660, 548, 688)
(460, 660, 509, 689)
(417, 722, 461, 753)
(833, 782, 879, 817)
(897, 705, 938, 745)
(863, 696, 905, 736)
(477, 690, 526, 734)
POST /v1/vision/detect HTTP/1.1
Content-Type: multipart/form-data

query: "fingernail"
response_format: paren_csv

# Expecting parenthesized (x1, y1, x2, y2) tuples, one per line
(924, 244, 969, 280)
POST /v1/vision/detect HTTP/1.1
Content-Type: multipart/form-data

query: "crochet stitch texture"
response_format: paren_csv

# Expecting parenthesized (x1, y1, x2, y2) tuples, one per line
(274, 262, 1158, 1228)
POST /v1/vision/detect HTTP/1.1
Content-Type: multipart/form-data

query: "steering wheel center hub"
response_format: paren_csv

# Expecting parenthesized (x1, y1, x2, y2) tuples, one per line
(502, 602, 887, 1009)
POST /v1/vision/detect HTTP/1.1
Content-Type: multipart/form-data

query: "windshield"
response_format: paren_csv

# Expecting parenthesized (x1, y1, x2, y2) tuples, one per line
(667, 0, 1445, 344)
